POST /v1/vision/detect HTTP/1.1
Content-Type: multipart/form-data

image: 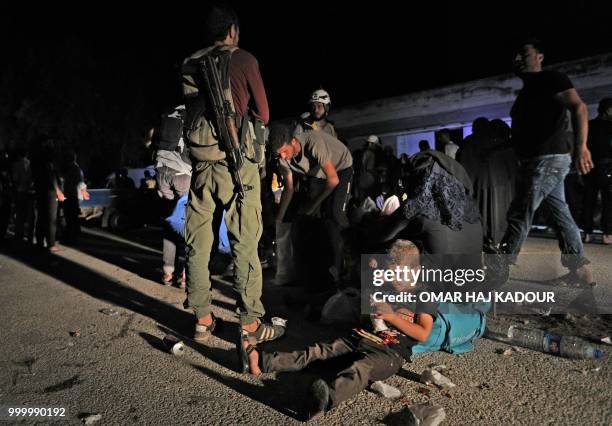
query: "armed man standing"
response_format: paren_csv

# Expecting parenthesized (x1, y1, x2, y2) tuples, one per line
(181, 6, 284, 360)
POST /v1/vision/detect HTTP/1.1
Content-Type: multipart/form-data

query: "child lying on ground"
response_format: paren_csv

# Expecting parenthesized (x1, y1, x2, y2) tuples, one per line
(240, 239, 437, 419)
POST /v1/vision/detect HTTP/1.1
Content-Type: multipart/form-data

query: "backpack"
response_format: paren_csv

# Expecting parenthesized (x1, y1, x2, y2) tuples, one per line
(181, 46, 266, 167)
(156, 106, 184, 151)
(412, 302, 490, 355)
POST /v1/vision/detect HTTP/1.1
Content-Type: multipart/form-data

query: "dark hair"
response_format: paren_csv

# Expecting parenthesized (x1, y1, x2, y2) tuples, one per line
(598, 97, 612, 114)
(490, 119, 511, 141)
(418, 139, 430, 150)
(268, 124, 293, 153)
(518, 37, 545, 54)
(205, 5, 239, 43)
(472, 117, 490, 134)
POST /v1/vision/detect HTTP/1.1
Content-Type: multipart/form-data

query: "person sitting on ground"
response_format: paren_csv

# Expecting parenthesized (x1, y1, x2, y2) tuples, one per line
(373, 150, 482, 257)
(240, 239, 436, 420)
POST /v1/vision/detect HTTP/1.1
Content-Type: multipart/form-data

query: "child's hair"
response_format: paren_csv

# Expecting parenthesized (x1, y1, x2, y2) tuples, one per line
(387, 239, 420, 269)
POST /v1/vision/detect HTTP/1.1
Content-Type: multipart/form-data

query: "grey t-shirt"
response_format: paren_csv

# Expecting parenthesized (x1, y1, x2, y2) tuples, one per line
(281, 129, 353, 179)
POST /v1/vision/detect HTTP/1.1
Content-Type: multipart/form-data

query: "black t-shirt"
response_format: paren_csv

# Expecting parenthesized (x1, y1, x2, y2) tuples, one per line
(385, 300, 438, 361)
(587, 117, 612, 161)
(511, 70, 574, 158)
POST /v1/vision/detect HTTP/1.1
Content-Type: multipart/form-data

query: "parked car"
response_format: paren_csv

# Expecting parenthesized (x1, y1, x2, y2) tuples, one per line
(80, 166, 161, 231)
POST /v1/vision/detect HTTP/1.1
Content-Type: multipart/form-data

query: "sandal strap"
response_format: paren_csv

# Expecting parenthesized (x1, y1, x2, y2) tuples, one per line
(195, 315, 216, 333)
(248, 322, 285, 343)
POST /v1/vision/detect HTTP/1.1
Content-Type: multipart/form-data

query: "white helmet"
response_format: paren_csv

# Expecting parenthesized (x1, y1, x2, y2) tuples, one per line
(309, 89, 331, 105)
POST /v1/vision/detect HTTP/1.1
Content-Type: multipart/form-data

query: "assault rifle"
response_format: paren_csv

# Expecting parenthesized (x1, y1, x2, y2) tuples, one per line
(200, 53, 246, 199)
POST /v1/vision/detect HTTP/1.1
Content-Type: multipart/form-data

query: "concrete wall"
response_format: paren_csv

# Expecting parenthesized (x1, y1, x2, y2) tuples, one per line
(332, 53, 612, 151)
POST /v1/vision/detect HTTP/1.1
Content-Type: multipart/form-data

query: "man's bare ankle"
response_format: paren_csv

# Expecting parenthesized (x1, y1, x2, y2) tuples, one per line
(197, 314, 213, 326)
(242, 319, 259, 333)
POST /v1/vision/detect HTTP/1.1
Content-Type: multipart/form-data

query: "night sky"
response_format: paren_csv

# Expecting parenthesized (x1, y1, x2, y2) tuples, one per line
(0, 1, 609, 180)
(4, 2, 609, 118)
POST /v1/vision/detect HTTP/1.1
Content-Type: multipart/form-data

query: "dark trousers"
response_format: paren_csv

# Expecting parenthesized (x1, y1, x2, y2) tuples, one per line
(261, 337, 403, 409)
(63, 197, 81, 243)
(309, 167, 353, 279)
(0, 195, 10, 239)
(581, 161, 612, 234)
(13, 191, 35, 242)
(35, 191, 58, 248)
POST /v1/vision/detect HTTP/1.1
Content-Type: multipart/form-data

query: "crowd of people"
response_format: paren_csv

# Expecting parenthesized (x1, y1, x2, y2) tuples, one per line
(0, 138, 89, 250)
(0, 4, 610, 419)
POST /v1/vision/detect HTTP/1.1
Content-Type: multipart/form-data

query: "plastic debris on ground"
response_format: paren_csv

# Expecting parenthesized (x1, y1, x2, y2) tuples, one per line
(420, 367, 456, 389)
(162, 335, 185, 356)
(383, 404, 446, 426)
(80, 414, 102, 425)
(370, 381, 401, 399)
(99, 308, 119, 317)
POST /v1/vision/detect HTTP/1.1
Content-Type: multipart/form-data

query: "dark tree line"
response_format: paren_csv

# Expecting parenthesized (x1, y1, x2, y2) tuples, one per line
(0, 36, 183, 186)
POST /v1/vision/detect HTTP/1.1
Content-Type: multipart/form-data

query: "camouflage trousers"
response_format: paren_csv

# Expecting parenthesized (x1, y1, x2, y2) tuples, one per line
(185, 159, 264, 324)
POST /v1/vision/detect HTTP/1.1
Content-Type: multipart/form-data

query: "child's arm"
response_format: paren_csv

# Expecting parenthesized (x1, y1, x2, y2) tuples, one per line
(376, 308, 434, 342)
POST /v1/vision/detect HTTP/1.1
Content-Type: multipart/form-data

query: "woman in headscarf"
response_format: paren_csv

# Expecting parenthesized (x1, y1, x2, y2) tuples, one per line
(378, 150, 483, 256)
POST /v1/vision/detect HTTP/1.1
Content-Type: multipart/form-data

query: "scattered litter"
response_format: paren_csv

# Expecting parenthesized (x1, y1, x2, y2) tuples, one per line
(478, 383, 490, 390)
(407, 404, 446, 426)
(535, 308, 552, 316)
(496, 346, 524, 356)
(565, 313, 576, 322)
(70, 329, 81, 338)
(601, 337, 611, 345)
(572, 367, 602, 375)
(383, 404, 445, 426)
(440, 389, 453, 398)
(520, 319, 530, 325)
(420, 368, 456, 389)
(162, 335, 185, 356)
(427, 364, 448, 373)
(99, 308, 119, 317)
(370, 381, 401, 399)
(416, 387, 432, 398)
(80, 413, 102, 425)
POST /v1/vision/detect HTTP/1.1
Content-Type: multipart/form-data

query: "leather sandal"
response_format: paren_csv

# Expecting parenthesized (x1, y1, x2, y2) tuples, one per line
(194, 313, 217, 342)
(237, 330, 259, 375)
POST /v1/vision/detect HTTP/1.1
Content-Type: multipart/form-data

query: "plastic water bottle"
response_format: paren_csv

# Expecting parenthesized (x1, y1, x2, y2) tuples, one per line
(507, 325, 604, 359)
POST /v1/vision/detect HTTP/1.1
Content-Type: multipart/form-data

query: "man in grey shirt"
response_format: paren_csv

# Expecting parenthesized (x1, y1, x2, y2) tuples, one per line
(270, 125, 353, 283)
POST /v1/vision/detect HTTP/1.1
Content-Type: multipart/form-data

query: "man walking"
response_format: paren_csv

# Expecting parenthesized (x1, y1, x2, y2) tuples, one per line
(501, 39, 594, 284)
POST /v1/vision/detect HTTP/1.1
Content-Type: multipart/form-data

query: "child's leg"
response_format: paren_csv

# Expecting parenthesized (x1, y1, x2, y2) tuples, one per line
(261, 337, 355, 373)
(327, 342, 403, 409)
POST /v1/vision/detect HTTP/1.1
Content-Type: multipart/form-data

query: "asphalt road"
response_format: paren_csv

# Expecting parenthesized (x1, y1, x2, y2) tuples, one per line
(0, 228, 610, 425)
